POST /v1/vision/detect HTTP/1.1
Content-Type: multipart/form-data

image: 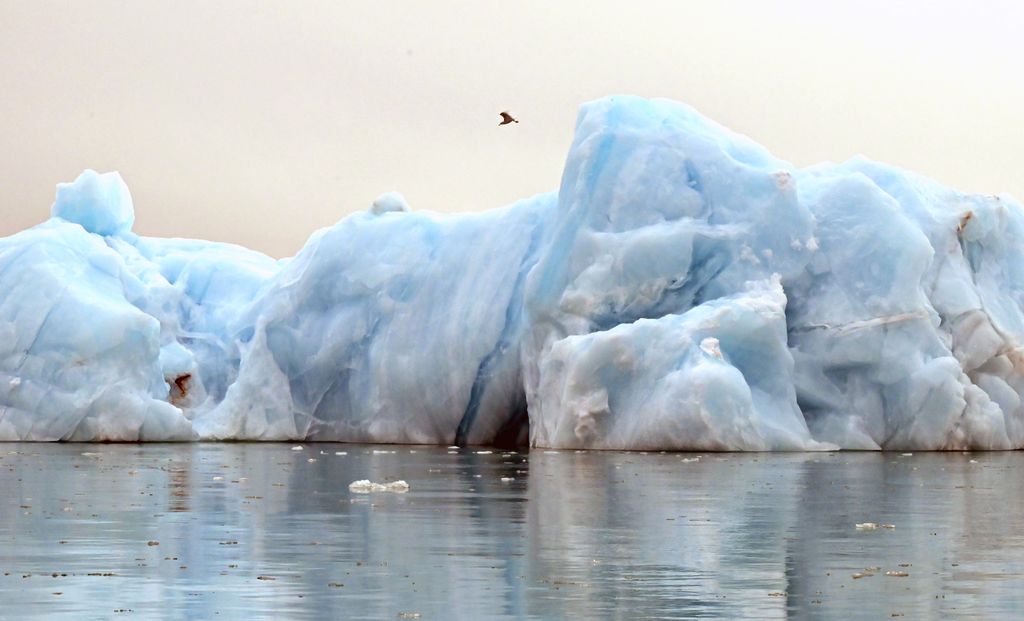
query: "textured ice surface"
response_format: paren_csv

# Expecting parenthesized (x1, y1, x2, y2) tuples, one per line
(2, 95, 1023, 450)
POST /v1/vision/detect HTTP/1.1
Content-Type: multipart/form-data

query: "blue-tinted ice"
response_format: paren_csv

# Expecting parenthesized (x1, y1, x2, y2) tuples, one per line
(2, 96, 1022, 450)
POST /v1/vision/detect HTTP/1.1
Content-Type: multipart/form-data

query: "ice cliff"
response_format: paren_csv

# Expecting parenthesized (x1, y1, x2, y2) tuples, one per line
(2, 96, 1022, 450)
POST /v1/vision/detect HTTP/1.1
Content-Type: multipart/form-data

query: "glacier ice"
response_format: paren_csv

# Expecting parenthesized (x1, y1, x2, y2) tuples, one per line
(2, 95, 1023, 450)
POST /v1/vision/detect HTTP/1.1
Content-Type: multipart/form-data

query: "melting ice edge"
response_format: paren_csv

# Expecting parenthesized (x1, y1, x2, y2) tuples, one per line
(3, 95, 1022, 451)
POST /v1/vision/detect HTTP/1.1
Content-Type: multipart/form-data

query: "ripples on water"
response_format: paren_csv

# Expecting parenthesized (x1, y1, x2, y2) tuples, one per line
(1, 444, 1022, 619)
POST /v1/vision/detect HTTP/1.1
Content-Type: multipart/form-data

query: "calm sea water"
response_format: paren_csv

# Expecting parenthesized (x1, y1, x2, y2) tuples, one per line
(1, 443, 1022, 619)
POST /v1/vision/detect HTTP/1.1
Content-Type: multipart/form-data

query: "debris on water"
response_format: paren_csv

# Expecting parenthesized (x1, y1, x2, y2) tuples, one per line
(307, 458, 317, 463)
(475, 450, 493, 455)
(256, 575, 275, 581)
(856, 523, 878, 530)
(397, 613, 421, 619)
(146, 541, 159, 546)
(885, 571, 909, 577)
(681, 457, 700, 463)
(969, 459, 978, 464)
(291, 446, 303, 451)
(500, 477, 514, 482)
(852, 572, 872, 579)
(901, 453, 913, 457)
(335, 452, 347, 456)
(349, 480, 410, 493)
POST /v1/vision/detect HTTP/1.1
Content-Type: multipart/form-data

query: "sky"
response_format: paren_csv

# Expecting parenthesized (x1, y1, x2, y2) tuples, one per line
(1, 0, 1022, 258)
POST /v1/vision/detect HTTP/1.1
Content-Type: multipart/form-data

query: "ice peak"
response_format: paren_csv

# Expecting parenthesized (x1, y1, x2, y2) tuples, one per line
(51, 169, 135, 236)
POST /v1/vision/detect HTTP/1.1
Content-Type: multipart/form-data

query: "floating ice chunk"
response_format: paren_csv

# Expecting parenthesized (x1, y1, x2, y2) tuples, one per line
(6, 95, 1024, 451)
(51, 170, 134, 236)
(348, 480, 410, 493)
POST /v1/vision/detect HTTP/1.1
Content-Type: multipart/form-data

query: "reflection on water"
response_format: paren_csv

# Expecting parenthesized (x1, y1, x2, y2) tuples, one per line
(1, 444, 1023, 619)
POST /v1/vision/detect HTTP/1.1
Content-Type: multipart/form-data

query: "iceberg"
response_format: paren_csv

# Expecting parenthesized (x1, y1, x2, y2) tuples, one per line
(1, 96, 1022, 450)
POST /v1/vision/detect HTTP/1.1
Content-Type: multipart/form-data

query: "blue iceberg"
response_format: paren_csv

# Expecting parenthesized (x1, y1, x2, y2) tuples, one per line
(2, 96, 1022, 450)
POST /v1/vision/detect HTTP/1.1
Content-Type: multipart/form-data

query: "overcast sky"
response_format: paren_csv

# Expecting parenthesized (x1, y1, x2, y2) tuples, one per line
(2, 0, 1021, 257)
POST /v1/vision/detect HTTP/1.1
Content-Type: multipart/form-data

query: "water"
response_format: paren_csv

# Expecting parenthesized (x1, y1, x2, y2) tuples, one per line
(1, 444, 1022, 619)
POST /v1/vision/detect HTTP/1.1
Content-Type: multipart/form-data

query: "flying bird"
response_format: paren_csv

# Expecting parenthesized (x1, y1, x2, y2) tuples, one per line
(498, 111, 519, 126)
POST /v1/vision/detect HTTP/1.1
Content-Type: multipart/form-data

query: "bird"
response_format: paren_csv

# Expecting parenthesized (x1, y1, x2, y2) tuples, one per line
(498, 111, 519, 126)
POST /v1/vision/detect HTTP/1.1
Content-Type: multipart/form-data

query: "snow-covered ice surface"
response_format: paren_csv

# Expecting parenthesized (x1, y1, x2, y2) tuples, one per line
(2, 96, 1023, 450)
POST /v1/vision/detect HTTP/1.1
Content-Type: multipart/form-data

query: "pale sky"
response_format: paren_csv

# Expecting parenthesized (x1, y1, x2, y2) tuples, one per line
(2, 0, 1021, 258)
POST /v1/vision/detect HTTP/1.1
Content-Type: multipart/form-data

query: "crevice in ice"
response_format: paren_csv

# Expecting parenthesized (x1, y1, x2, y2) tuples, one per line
(789, 310, 930, 335)
(455, 216, 546, 446)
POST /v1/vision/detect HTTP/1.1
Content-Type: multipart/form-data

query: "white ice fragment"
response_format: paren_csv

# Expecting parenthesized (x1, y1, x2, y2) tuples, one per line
(348, 480, 409, 493)
(500, 477, 515, 482)
(805, 237, 819, 252)
(681, 457, 700, 463)
(475, 450, 493, 455)
(855, 522, 879, 530)
(8, 377, 20, 388)
(291, 446, 304, 451)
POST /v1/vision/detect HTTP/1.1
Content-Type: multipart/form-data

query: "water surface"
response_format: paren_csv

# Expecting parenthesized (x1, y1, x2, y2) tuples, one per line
(1, 444, 1021, 619)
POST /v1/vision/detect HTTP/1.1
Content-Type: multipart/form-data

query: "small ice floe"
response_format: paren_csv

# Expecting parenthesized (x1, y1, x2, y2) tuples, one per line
(447, 450, 458, 454)
(335, 452, 347, 456)
(500, 477, 515, 483)
(901, 453, 913, 457)
(681, 457, 700, 463)
(885, 570, 909, 577)
(969, 459, 979, 464)
(447, 446, 459, 450)
(8, 377, 20, 388)
(851, 522, 892, 532)
(348, 480, 410, 493)
(372, 450, 396, 455)
(291, 446, 303, 451)
(851, 572, 872, 579)
(307, 458, 317, 463)
(475, 450, 493, 455)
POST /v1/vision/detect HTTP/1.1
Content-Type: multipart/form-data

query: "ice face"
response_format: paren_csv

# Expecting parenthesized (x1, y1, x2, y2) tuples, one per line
(531, 277, 829, 451)
(2, 95, 1023, 450)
